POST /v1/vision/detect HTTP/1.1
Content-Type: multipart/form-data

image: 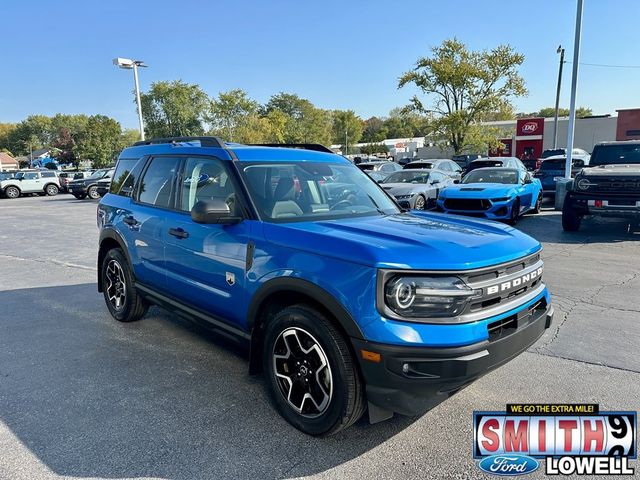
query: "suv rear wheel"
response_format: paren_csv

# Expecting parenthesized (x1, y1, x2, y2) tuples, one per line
(263, 305, 365, 436)
(101, 248, 148, 322)
(45, 184, 59, 196)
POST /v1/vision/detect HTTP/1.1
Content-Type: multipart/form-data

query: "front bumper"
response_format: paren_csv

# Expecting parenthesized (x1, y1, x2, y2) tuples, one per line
(568, 193, 640, 218)
(352, 300, 553, 416)
(67, 184, 88, 195)
(437, 198, 515, 220)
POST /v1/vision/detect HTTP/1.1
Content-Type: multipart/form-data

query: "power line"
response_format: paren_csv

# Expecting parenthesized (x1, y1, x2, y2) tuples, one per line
(565, 61, 640, 69)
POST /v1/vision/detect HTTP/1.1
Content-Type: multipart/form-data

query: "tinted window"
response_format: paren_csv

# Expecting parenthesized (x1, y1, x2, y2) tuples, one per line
(40, 171, 55, 178)
(23, 172, 38, 180)
(383, 171, 430, 184)
(111, 158, 144, 196)
(463, 169, 518, 184)
(540, 159, 565, 170)
(180, 157, 241, 215)
(590, 144, 640, 166)
(357, 164, 375, 171)
(405, 162, 433, 170)
(137, 157, 180, 208)
(240, 162, 399, 221)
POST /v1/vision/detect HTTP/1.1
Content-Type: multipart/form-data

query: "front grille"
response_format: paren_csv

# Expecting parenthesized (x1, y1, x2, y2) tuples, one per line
(487, 298, 547, 342)
(582, 177, 640, 193)
(444, 198, 490, 211)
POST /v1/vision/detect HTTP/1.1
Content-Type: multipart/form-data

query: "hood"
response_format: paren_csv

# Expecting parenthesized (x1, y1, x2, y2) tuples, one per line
(262, 212, 540, 271)
(440, 183, 517, 198)
(380, 183, 423, 196)
(581, 164, 640, 176)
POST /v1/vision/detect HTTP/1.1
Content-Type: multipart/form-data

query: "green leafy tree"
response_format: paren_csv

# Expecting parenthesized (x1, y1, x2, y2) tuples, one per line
(207, 89, 260, 141)
(383, 108, 430, 138)
(264, 93, 332, 144)
(399, 38, 527, 154)
(7, 115, 53, 154)
(360, 143, 389, 155)
(527, 106, 593, 118)
(140, 80, 209, 138)
(332, 110, 363, 154)
(361, 117, 387, 142)
(119, 129, 141, 149)
(0, 123, 17, 153)
(74, 115, 122, 167)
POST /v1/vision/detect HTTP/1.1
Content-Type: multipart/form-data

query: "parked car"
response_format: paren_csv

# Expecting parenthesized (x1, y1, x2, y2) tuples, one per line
(67, 168, 114, 199)
(0, 170, 60, 198)
(562, 141, 640, 231)
(403, 159, 463, 181)
(0, 172, 15, 181)
(437, 167, 542, 224)
(527, 148, 591, 171)
(464, 157, 526, 176)
(451, 154, 486, 169)
(379, 169, 452, 210)
(533, 156, 588, 196)
(356, 160, 402, 175)
(97, 136, 553, 436)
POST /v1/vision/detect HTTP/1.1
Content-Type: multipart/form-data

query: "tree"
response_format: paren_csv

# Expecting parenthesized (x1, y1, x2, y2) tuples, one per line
(74, 115, 122, 167)
(51, 128, 76, 165)
(7, 115, 53, 154)
(264, 93, 333, 144)
(383, 108, 430, 138)
(361, 117, 387, 142)
(360, 143, 389, 155)
(140, 80, 209, 138)
(0, 123, 16, 153)
(207, 89, 260, 141)
(527, 106, 593, 118)
(399, 38, 526, 154)
(332, 110, 363, 153)
(119, 129, 141, 149)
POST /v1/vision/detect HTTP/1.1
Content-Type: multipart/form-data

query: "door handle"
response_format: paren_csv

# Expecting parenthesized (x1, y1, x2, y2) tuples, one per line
(123, 216, 138, 226)
(168, 227, 189, 239)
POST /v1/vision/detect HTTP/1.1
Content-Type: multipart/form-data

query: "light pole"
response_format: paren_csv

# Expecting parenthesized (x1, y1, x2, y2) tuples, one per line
(564, 0, 583, 179)
(553, 45, 565, 149)
(345, 128, 348, 156)
(113, 57, 147, 141)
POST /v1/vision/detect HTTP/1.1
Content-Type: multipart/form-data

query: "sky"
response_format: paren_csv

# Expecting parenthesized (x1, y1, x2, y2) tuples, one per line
(1, 0, 639, 130)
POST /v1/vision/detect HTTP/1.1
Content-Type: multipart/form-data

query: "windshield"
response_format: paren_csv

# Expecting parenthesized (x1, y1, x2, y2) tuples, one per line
(463, 169, 518, 184)
(590, 144, 640, 166)
(383, 171, 430, 184)
(239, 161, 399, 222)
(88, 169, 108, 179)
(541, 149, 565, 159)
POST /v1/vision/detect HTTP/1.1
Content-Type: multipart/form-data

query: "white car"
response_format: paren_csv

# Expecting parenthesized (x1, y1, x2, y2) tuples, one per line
(0, 170, 61, 198)
(378, 169, 453, 210)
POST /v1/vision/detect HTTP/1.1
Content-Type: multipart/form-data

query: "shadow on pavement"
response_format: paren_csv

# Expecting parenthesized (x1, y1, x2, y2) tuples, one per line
(0, 283, 416, 479)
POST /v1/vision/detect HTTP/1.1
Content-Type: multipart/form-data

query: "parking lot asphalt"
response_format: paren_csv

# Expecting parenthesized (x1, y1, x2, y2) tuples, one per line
(0, 195, 638, 480)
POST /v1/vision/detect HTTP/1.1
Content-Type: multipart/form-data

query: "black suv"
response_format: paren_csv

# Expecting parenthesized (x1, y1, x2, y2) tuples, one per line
(562, 141, 640, 231)
(67, 168, 113, 199)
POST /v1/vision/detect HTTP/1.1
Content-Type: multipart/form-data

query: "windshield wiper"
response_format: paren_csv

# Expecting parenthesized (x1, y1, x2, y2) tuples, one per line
(366, 194, 388, 215)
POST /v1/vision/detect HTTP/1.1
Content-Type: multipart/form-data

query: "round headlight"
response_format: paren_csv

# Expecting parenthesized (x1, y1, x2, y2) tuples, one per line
(394, 281, 415, 309)
(577, 178, 591, 190)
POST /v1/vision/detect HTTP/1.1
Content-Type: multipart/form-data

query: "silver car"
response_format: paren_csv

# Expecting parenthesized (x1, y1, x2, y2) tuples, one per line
(379, 169, 452, 210)
(403, 159, 463, 181)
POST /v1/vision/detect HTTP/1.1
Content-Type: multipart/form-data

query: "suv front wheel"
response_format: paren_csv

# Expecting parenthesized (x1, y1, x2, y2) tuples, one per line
(562, 196, 582, 232)
(263, 305, 366, 436)
(101, 248, 148, 322)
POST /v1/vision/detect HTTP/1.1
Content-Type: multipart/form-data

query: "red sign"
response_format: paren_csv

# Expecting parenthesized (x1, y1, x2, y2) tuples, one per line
(517, 118, 544, 136)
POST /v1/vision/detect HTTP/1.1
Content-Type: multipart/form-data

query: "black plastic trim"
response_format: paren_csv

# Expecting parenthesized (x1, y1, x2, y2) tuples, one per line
(133, 136, 225, 148)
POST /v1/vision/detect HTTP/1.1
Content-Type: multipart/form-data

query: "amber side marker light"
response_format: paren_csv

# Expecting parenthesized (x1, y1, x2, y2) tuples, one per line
(360, 350, 381, 363)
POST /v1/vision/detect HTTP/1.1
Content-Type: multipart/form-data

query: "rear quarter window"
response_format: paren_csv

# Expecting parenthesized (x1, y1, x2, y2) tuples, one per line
(110, 158, 144, 196)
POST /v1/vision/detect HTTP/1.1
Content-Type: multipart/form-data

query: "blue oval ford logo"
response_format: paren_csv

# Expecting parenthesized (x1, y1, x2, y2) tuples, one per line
(478, 454, 539, 476)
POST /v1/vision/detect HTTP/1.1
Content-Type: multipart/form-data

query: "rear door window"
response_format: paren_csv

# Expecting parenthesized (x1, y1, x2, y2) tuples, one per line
(136, 157, 180, 208)
(111, 158, 145, 197)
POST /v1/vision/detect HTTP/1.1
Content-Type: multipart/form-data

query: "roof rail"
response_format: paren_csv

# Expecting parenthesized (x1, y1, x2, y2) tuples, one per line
(133, 136, 226, 148)
(248, 143, 334, 153)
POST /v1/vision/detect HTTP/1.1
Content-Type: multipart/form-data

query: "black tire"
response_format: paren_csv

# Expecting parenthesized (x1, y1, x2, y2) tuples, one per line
(4, 186, 20, 199)
(88, 186, 100, 199)
(508, 198, 520, 225)
(414, 194, 426, 210)
(263, 305, 366, 436)
(532, 192, 542, 214)
(45, 184, 59, 196)
(101, 248, 148, 322)
(73, 193, 87, 200)
(562, 196, 582, 232)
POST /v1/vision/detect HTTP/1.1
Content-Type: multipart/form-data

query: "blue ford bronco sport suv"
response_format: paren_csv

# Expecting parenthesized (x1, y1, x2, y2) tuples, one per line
(97, 137, 553, 436)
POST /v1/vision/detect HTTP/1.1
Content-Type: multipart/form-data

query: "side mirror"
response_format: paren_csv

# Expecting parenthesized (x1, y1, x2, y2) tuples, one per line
(524, 177, 533, 184)
(191, 199, 241, 225)
(431, 179, 440, 184)
(453, 179, 460, 184)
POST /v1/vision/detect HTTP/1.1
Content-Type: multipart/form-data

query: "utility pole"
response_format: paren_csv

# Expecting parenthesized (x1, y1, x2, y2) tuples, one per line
(564, 0, 583, 179)
(345, 128, 348, 156)
(553, 45, 565, 149)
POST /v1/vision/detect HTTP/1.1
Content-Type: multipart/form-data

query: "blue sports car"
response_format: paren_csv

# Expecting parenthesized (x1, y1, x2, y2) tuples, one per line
(437, 167, 543, 224)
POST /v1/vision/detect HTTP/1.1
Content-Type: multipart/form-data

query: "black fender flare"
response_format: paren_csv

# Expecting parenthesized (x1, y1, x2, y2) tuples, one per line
(247, 277, 364, 339)
(97, 228, 132, 291)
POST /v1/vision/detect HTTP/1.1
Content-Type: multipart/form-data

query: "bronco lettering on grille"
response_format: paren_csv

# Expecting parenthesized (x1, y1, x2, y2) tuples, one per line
(486, 267, 543, 295)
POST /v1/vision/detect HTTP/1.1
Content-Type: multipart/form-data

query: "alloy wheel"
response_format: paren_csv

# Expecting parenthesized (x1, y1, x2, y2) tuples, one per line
(272, 327, 333, 418)
(414, 195, 426, 210)
(6, 187, 19, 198)
(105, 259, 127, 310)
